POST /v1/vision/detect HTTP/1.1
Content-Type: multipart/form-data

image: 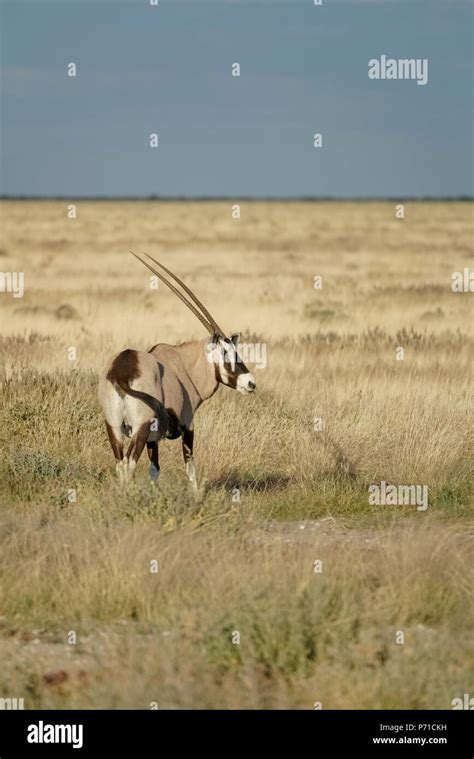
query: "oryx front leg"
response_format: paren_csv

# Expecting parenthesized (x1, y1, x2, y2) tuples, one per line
(182, 428, 198, 490)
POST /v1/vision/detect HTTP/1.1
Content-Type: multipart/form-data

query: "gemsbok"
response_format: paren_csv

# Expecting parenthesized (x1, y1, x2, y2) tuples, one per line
(99, 252, 256, 487)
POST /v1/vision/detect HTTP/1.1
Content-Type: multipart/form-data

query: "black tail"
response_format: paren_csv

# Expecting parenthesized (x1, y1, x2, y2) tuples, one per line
(115, 379, 170, 439)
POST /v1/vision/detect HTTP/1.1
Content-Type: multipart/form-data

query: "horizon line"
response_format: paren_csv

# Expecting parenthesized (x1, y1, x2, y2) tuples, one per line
(1, 195, 473, 202)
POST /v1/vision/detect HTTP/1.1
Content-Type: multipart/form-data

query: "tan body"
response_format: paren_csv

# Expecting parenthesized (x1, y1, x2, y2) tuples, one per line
(149, 339, 218, 427)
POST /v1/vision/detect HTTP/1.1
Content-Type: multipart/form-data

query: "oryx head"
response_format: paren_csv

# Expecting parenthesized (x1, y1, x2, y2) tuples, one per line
(206, 331, 256, 394)
(131, 251, 256, 395)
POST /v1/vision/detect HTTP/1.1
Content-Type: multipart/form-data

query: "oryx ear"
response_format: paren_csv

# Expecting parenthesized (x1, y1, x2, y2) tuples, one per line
(230, 332, 241, 346)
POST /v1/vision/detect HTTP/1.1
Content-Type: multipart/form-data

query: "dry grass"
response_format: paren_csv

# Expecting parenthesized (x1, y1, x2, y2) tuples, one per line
(0, 200, 472, 708)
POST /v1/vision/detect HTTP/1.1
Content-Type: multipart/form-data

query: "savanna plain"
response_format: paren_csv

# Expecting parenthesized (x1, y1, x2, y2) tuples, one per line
(0, 200, 472, 709)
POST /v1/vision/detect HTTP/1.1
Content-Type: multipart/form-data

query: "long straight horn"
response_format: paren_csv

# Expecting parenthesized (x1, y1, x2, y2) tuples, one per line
(130, 251, 215, 335)
(143, 252, 226, 338)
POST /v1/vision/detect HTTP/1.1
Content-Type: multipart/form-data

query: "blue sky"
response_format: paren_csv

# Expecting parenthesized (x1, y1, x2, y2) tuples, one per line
(1, 0, 472, 197)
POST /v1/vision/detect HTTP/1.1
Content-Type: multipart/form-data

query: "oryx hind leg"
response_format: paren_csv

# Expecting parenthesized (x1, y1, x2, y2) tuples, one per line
(124, 390, 166, 482)
(101, 378, 128, 483)
(105, 422, 127, 483)
(124, 420, 153, 483)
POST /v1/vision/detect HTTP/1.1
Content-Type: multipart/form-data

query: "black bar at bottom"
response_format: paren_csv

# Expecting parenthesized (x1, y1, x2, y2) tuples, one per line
(0, 709, 472, 757)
